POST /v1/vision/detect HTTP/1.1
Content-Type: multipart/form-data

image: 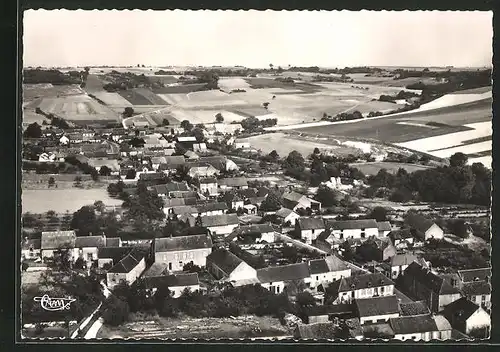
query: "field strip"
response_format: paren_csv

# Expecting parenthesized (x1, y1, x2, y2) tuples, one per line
(395, 121, 492, 152)
(396, 121, 437, 129)
(429, 141, 492, 158)
(92, 92, 133, 106)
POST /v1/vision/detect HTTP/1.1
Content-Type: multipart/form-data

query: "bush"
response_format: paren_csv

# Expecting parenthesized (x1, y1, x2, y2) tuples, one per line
(102, 296, 130, 326)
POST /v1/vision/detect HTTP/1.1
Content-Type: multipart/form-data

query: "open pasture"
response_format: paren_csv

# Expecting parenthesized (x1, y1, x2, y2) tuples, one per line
(22, 188, 123, 214)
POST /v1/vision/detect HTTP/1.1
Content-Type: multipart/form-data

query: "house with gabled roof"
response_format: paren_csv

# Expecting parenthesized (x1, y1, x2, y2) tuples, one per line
(187, 163, 220, 178)
(149, 182, 191, 198)
(377, 221, 392, 237)
(325, 219, 379, 241)
(97, 246, 134, 269)
(40, 230, 77, 261)
(386, 253, 420, 279)
(282, 191, 321, 212)
(275, 208, 300, 226)
(461, 281, 491, 310)
(296, 218, 325, 245)
(106, 248, 147, 289)
(355, 295, 400, 325)
(389, 314, 440, 341)
(330, 272, 395, 304)
(218, 177, 249, 191)
(142, 272, 200, 298)
(441, 297, 491, 337)
(106, 237, 122, 247)
(308, 255, 351, 291)
(432, 315, 453, 340)
(196, 177, 218, 197)
(226, 223, 275, 244)
(195, 202, 228, 217)
(201, 214, 240, 236)
(388, 228, 416, 249)
(401, 262, 461, 313)
(256, 262, 311, 295)
(405, 213, 444, 241)
(153, 234, 213, 272)
(74, 235, 107, 264)
(206, 248, 257, 285)
(21, 238, 41, 261)
(154, 155, 185, 172)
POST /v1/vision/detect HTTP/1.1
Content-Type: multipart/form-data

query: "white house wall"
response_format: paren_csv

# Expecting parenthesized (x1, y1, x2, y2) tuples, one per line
(155, 248, 212, 272)
(466, 309, 491, 334)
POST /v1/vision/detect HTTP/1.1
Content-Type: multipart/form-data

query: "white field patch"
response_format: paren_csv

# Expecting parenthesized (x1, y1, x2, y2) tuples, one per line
(218, 77, 250, 91)
(397, 122, 437, 129)
(395, 122, 492, 152)
(468, 156, 492, 167)
(415, 91, 492, 112)
(430, 141, 492, 158)
(341, 141, 372, 153)
(395, 121, 492, 167)
(92, 92, 133, 107)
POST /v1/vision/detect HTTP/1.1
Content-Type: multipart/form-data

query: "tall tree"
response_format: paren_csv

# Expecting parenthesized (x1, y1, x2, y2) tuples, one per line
(23, 122, 43, 139)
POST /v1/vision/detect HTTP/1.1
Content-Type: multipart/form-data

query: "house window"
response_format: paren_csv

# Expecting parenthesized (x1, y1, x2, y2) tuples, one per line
(87, 253, 93, 261)
(168, 263, 172, 271)
(393, 271, 398, 277)
(381, 286, 385, 294)
(482, 295, 487, 302)
(361, 232, 366, 238)
(316, 276, 319, 281)
(377, 319, 385, 323)
(276, 286, 280, 294)
(339, 233, 344, 239)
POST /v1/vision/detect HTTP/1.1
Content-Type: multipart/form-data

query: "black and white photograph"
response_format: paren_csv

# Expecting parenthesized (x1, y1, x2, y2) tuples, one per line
(20, 10, 492, 341)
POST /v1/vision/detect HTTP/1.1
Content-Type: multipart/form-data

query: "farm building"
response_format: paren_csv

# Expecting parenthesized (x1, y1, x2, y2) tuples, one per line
(296, 218, 326, 245)
(282, 191, 321, 212)
(206, 248, 258, 285)
(308, 255, 351, 291)
(201, 214, 240, 236)
(257, 262, 311, 295)
(329, 272, 395, 304)
(401, 261, 461, 313)
(143, 273, 200, 298)
(106, 248, 147, 289)
(441, 298, 491, 337)
(355, 295, 400, 325)
(405, 213, 444, 241)
(275, 208, 300, 226)
(153, 234, 213, 272)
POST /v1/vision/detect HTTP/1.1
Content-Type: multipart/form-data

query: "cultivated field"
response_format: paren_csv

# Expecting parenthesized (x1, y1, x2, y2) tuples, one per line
(22, 188, 123, 213)
(23, 84, 85, 101)
(25, 94, 120, 122)
(246, 132, 363, 157)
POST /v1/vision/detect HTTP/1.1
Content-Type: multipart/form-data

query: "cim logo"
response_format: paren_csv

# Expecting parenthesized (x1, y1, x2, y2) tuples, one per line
(33, 294, 76, 311)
